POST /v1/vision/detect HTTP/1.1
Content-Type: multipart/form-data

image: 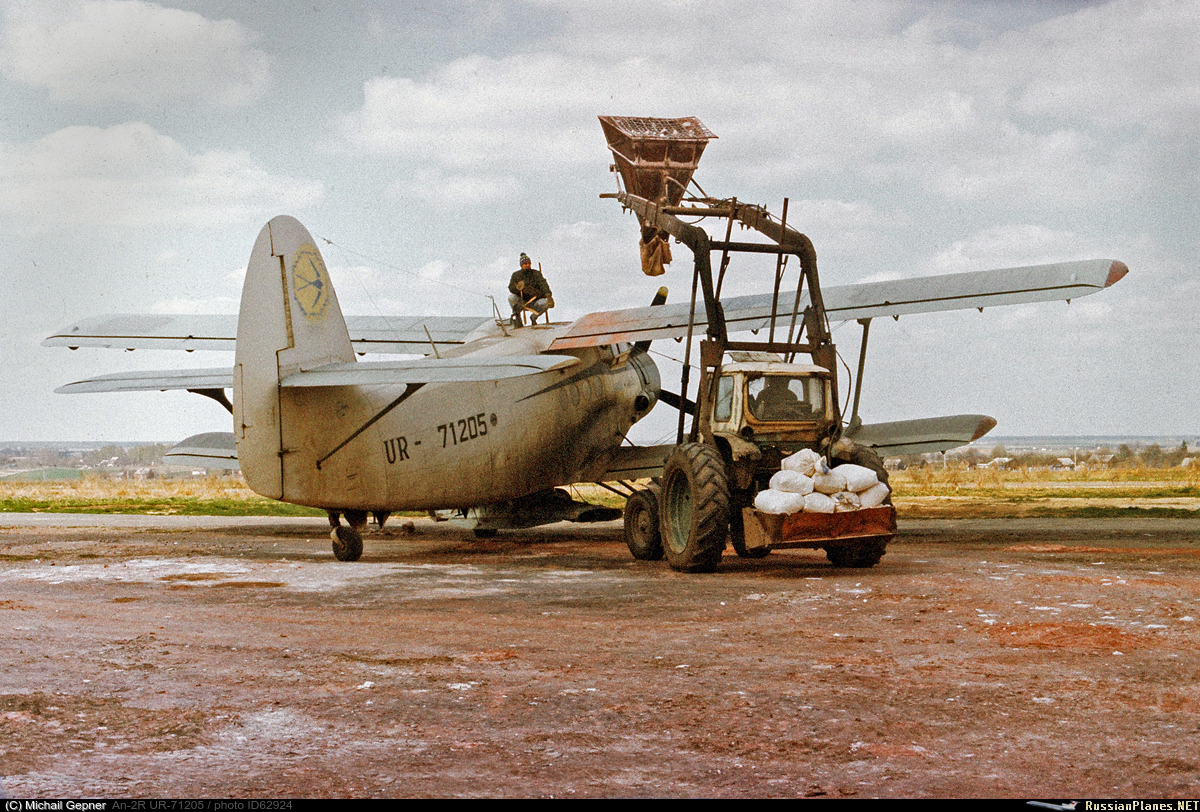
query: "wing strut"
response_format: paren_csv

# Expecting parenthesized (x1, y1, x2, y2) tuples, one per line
(189, 388, 233, 414)
(848, 318, 871, 432)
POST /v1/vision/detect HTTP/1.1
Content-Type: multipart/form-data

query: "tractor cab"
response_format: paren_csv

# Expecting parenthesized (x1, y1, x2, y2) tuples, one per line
(712, 361, 837, 442)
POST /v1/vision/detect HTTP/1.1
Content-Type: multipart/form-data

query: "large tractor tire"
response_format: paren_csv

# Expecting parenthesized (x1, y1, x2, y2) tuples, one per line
(623, 485, 663, 561)
(833, 443, 891, 500)
(659, 443, 729, 573)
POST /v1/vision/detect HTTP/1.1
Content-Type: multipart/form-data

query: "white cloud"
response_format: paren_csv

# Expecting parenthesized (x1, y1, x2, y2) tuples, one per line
(1, 0, 271, 106)
(387, 168, 523, 208)
(931, 224, 1097, 272)
(334, 0, 1197, 223)
(0, 121, 323, 230)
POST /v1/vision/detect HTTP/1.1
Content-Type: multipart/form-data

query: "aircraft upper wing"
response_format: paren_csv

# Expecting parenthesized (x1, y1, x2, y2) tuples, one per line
(55, 355, 579, 394)
(42, 314, 496, 353)
(549, 259, 1129, 349)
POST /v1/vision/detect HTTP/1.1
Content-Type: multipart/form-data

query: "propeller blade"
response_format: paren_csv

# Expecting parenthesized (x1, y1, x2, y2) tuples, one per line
(632, 286, 669, 354)
(657, 388, 695, 415)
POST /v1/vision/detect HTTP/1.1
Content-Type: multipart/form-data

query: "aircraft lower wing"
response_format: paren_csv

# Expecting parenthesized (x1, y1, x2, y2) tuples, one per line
(55, 355, 579, 394)
(56, 368, 234, 394)
(279, 355, 579, 387)
(550, 259, 1128, 349)
(42, 314, 496, 354)
(843, 414, 998, 456)
(164, 432, 239, 470)
(598, 444, 674, 481)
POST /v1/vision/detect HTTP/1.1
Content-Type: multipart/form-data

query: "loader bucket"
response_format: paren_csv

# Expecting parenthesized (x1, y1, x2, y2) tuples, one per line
(599, 116, 716, 206)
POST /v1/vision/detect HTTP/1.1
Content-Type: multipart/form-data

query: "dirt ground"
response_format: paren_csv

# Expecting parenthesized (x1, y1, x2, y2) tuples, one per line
(1, 514, 1198, 798)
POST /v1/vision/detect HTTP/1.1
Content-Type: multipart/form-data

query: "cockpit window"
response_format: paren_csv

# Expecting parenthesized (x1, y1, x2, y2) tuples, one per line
(746, 375, 824, 421)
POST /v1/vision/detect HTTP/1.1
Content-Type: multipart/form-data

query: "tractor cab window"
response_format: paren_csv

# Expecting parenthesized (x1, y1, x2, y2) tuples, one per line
(714, 374, 735, 422)
(746, 375, 823, 421)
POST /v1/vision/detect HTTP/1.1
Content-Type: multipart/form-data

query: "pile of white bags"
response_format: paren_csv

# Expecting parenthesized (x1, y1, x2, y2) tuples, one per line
(753, 450, 890, 514)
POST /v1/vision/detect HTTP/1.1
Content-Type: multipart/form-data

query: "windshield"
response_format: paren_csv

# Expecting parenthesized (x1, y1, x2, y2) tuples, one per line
(746, 375, 825, 421)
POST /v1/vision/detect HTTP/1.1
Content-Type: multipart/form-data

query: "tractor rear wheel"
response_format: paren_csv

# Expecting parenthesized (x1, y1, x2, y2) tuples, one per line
(824, 539, 887, 568)
(659, 443, 729, 573)
(623, 485, 663, 560)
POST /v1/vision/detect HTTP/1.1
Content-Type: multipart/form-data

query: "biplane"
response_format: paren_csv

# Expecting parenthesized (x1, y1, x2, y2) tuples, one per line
(46, 118, 1127, 564)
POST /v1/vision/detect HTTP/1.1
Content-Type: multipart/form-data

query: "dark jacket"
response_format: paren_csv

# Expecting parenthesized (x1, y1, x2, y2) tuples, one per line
(508, 267, 552, 302)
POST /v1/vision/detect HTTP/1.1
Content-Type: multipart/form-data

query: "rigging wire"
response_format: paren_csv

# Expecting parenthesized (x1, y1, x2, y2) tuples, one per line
(317, 235, 493, 302)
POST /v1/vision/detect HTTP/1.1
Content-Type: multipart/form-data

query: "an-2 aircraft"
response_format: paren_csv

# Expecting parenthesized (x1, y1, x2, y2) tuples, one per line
(46, 121, 1128, 566)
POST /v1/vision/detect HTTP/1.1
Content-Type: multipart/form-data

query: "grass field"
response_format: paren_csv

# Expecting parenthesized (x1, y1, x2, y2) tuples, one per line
(2, 466, 1198, 519)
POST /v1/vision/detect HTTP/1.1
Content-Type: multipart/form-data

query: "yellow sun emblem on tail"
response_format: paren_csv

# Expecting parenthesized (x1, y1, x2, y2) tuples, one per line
(291, 244, 330, 319)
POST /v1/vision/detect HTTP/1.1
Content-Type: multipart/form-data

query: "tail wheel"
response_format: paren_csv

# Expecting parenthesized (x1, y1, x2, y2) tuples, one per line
(824, 539, 887, 568)
(331, 525, 363, 561)
(659, 443, 729, 573)
(623, 485, 663, 560)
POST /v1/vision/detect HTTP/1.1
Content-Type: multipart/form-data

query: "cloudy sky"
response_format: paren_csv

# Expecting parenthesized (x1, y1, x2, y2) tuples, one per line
(1, 0, 1196, 444)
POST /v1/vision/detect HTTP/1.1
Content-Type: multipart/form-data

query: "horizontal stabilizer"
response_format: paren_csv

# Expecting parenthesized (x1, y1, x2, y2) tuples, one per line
(279, 355, 580, 387)
(845, 414, 997, 456)
(599, 444, 674, 481)
(164, 432, 239, 470)
(550, 259, 1128, 349)
(55, 367, 234, 394)
(43, 314, 496, 354)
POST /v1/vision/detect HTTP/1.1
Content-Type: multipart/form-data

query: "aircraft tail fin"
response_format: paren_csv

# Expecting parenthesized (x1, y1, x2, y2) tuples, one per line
(234, 216, 355, 498)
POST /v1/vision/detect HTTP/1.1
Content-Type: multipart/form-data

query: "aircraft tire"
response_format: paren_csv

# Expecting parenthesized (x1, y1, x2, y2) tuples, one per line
(824, 539, 887, 568)
(659, 443, 729, 573)
(331, 525, 363, 561)
(623, 485, 663, 561)
(473, 528, 498, 539)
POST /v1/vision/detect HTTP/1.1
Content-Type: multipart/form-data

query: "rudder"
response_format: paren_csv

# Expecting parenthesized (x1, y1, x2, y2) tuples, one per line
(233, 216, 355, 499)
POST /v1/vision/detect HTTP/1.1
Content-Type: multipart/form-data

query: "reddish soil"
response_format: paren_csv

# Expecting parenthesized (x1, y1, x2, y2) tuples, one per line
(1, 515, 1198, 798)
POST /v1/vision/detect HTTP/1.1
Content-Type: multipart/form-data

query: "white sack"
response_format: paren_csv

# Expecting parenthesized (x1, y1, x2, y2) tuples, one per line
(833, 463, 879, 493)
(812, 469, 847, 495)
(754, 488, 808, 514)
(769, 469, 814, 495)
(832, 491, 862, 512)
(803, 492, 837, 513)
(781, 448, 823, 476)
(858, 482, 891, 508)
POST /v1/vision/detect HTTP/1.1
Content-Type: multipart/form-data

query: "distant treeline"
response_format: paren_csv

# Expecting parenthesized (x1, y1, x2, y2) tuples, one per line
(1, 443, 170, 469)
(942, 442, 1193, 469)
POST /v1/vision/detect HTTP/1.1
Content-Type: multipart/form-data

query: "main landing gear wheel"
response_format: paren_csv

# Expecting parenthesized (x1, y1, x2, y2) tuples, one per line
(473, 528, 498, 539)
(659, 443, 729, 573)
(331, 525, 364, 561)
(623, 484, 663, 561)
(824, 539, 887, 568)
